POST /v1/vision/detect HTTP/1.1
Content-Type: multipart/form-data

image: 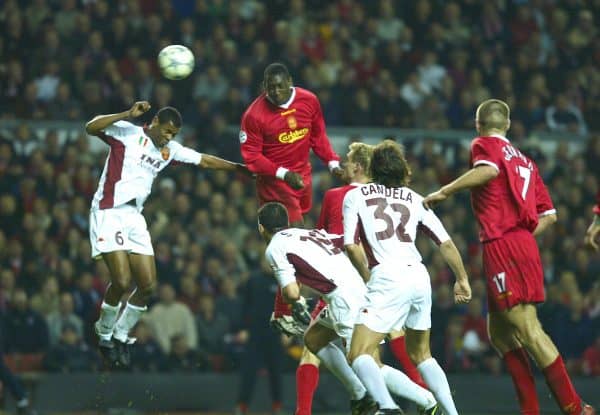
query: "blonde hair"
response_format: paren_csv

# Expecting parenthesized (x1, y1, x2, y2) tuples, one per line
(476, 99, 510, 132)
(348, 142, 374, 173)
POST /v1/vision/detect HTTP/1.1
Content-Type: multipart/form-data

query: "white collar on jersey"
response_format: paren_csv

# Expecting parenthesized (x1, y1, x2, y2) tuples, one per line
(276, 87, 296, 109)
(490, 133, 510, 143)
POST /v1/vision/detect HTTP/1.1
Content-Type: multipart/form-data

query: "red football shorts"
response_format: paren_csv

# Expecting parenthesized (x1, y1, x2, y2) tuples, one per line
(482, 228, 545, 312)
(256, 174, 312, 223)
(310, 298, 327, 320)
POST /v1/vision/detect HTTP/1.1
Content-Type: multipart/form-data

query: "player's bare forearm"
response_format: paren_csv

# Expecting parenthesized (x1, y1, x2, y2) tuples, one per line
(85, 111, 130, 136)
(533, 213, 557, 237)
(282, 283, 301, 303)
(346, 244, 370, 282)
(86, 101, 150, 136)
(423, 165, 498, 208)
(439, 240, 469, 283)
(442, 166, 498, 196)
(200, 154, 248, 174)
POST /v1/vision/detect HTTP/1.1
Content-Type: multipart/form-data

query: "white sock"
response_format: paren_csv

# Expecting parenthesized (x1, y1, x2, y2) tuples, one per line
(95, 301, 122, 340)
(113, 302, 147, 342)
(351, 354, 398, 409)
(316, 343, 366, 400)
(381, 365, 436, 409)
(417, 358, 458, 415)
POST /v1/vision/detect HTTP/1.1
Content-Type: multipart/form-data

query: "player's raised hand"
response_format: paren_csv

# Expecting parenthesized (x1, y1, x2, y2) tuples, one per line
(584, 220, 600, 251)
(454, 279, 472, 304)
(284, 171, 305, 190)
(423, 190, 448, 209)
(128, 101, 151, 118)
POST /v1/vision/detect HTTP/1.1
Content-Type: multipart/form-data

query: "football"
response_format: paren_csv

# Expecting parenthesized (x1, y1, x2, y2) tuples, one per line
(157, 44, 195, 80)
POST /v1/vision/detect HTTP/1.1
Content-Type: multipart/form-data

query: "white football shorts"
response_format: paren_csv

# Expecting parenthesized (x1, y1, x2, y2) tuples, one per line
(315, 285, 367, 353)
(357, 262, 432, 333)
(89, 204, 154, 259)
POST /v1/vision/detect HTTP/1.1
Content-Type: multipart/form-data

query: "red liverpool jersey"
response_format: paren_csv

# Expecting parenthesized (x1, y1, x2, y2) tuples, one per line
(469, 134, 555, 242)
(317, 184, 358, 234)
(594, 191, 600, 215)
(239, 87, 339, 178)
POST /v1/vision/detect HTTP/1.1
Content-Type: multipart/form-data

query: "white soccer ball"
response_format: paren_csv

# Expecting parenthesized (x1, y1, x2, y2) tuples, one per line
(157, 45, 195, 80)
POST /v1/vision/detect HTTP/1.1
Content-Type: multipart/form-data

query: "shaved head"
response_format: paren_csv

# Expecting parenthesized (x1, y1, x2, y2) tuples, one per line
(476, 99, 510, 134)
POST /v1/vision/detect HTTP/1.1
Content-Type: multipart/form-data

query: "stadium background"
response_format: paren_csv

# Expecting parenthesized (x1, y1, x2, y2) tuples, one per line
(0, 0, 598, 414)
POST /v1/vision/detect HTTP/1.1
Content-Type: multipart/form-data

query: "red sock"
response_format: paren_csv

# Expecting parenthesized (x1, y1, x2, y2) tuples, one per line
(295, 363, 319, 415)
(388, 336, 428, 389)
(274, 287, 292, 318)
(504, 348, 540, 415)
(542, 355, 582, 414)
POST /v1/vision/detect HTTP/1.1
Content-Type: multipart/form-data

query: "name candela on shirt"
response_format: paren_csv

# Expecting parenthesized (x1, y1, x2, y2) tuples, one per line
(360, 184, 413, 203)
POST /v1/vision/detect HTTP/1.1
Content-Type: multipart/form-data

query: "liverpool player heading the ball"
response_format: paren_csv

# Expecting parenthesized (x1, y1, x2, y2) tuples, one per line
(239, 62, 343, 226)
(86, 101, 247, 367)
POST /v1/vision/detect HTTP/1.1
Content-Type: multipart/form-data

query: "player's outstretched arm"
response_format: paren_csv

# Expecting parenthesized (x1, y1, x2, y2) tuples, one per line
(85, 101, 150, 136)
(533, 213, 557, 237)
(199, 154, 249, 175)
(438, 239, 472, 304)
(423, 165, 498, 209)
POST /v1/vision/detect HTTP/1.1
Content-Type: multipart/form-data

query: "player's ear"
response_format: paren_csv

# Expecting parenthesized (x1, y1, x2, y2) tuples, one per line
(506, 118, 511, 132)
(151, 115, 159, 127)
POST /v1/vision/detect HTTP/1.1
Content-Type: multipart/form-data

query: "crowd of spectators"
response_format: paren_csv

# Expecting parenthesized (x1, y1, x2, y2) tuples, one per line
(0, 122, 598, 376)
(0, 0, 598, 378)
(0, 0, 598, 136)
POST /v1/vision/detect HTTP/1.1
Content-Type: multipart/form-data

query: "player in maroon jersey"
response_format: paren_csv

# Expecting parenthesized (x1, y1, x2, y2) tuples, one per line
(584, 191, 600, 250)
(239, 62, 342, 226)
(423, 99, 595, 415)
(295, 142, 374, 415)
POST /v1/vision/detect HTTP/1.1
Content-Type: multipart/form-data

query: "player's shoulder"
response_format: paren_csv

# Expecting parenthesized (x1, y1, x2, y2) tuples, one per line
(404, 186, 424, 203)
(106, 120, 139, 135)
(325, 184, 355, 199)
(343, 183, 368, 204)
(167, 140, 183, 150)
(243, 93, 268, 117)
(471, 135, 495, 147)
(294, 87, 317, 100)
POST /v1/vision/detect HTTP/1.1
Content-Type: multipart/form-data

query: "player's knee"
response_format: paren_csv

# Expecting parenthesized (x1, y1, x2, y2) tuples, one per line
(514, 318, 545, 346)
(303, 331, 320, 354)
(347, 344, 372, 364)
(138, 281, 157, 299)
(407, 344, 431, 365)
(111, 274, 132, 293)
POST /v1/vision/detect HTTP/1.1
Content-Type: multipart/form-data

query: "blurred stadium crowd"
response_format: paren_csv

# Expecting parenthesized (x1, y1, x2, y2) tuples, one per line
(0, 0, 598, 378)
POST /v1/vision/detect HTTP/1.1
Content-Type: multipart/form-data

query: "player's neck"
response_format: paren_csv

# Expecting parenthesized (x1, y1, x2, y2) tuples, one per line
(481, 129, 507, 137)
(350, 175, 369, 185)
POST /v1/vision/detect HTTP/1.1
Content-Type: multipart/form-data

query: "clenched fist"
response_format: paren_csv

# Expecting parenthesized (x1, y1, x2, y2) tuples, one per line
(128, 101, 151, 118)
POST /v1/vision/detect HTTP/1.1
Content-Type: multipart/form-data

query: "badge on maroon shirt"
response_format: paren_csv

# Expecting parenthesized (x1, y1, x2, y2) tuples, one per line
(160, 147, 170, 160)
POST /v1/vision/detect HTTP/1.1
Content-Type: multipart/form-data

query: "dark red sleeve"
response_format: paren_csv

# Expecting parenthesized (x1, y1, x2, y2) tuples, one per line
(240, 111, 279, 177)
(309, 96, 340, 166)
(470, 138, 502, 170)
(594, 191, 600, 215)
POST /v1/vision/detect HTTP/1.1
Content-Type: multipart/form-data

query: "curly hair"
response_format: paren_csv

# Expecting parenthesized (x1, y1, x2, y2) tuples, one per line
(370, 140, 412, 188)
